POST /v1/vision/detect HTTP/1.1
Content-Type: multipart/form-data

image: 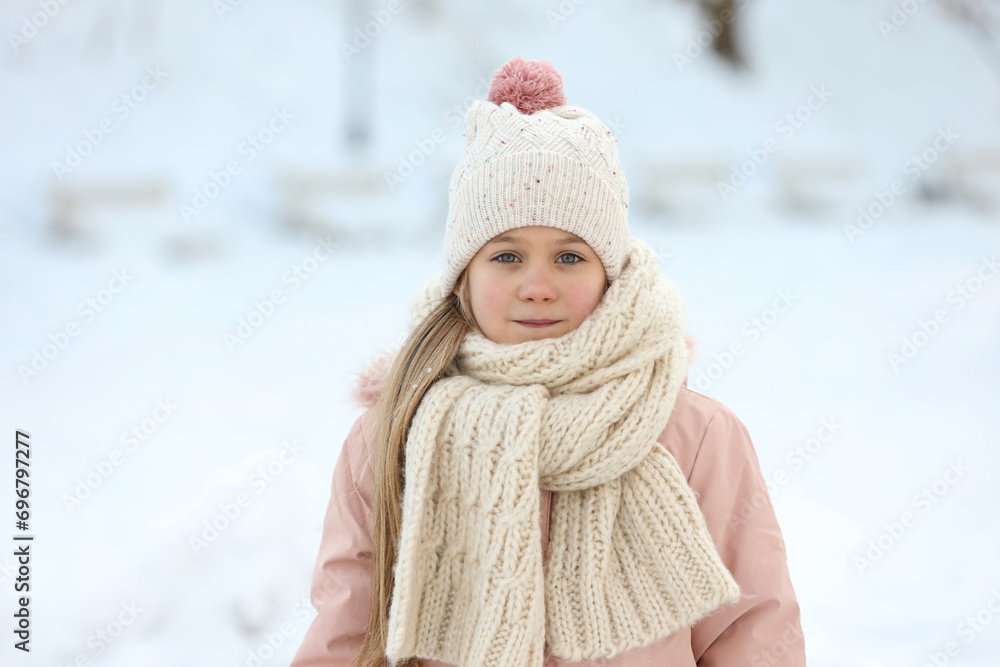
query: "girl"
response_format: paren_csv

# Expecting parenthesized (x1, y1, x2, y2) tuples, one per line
(291, 57, 805, 667)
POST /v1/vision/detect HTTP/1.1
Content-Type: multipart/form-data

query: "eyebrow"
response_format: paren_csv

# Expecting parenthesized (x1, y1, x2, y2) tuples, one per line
(486, 234, 586, 247)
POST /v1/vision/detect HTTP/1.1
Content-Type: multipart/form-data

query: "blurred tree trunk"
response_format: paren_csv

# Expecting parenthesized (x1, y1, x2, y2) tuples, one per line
(695, 0, 747, 69)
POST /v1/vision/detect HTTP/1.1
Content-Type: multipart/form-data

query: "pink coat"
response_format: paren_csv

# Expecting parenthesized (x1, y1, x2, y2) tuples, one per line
(291, 344, 806, 666)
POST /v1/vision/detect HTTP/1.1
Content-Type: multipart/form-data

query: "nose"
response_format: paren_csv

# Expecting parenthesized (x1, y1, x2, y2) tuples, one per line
(518, 265, 558, 302)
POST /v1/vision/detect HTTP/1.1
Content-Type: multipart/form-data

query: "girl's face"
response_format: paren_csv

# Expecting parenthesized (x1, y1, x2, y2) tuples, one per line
(453, 226, 608, 345)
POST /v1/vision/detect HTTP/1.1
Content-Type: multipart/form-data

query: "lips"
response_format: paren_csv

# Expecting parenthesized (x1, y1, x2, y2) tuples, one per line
(515, 319, 560, 328)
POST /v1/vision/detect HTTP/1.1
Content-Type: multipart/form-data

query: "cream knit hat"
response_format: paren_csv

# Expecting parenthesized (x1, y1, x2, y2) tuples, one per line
(440, 56, 631, 298)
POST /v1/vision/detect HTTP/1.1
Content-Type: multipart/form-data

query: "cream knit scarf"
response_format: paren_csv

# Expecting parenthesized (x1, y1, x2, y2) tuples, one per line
(385, 237, 741, 667)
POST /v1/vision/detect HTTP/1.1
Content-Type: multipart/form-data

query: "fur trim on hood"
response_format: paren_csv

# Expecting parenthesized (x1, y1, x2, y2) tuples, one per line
(350, 333, 700, 409)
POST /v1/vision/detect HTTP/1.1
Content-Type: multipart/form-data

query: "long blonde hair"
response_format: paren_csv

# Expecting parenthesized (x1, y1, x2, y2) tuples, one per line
(352, 269, 478, 667)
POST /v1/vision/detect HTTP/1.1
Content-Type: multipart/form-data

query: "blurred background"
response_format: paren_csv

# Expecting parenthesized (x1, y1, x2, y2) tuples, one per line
(2, 0, 999, 665)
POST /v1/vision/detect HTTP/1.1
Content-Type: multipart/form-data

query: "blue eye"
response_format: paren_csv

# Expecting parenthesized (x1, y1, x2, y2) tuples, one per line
(491, 252, 583, 265)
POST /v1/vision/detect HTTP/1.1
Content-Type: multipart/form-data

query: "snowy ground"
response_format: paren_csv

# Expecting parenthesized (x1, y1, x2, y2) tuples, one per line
(1, 0, 999, 665)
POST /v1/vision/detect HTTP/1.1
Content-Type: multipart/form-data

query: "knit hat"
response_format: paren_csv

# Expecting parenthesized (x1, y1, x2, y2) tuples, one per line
(440, 56, 631, 298)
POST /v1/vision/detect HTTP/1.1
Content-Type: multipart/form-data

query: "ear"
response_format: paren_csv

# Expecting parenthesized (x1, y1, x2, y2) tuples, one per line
(683, 332, 698, 365)
(682, 333, 698, 388)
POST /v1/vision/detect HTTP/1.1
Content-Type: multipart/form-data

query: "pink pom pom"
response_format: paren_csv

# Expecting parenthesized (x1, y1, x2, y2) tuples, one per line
(487, 56, 567, 115)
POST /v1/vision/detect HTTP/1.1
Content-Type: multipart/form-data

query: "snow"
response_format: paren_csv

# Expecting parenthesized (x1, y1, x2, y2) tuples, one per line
(1, 0, 998, 664)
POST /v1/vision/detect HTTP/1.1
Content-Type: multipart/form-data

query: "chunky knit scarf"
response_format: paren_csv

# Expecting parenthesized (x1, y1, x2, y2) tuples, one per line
(385, 237, 741, 667)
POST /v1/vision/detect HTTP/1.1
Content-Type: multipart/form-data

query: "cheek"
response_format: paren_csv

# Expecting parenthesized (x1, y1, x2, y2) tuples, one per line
(565, 282, 603, 320)
(475, 281, 509, 318)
